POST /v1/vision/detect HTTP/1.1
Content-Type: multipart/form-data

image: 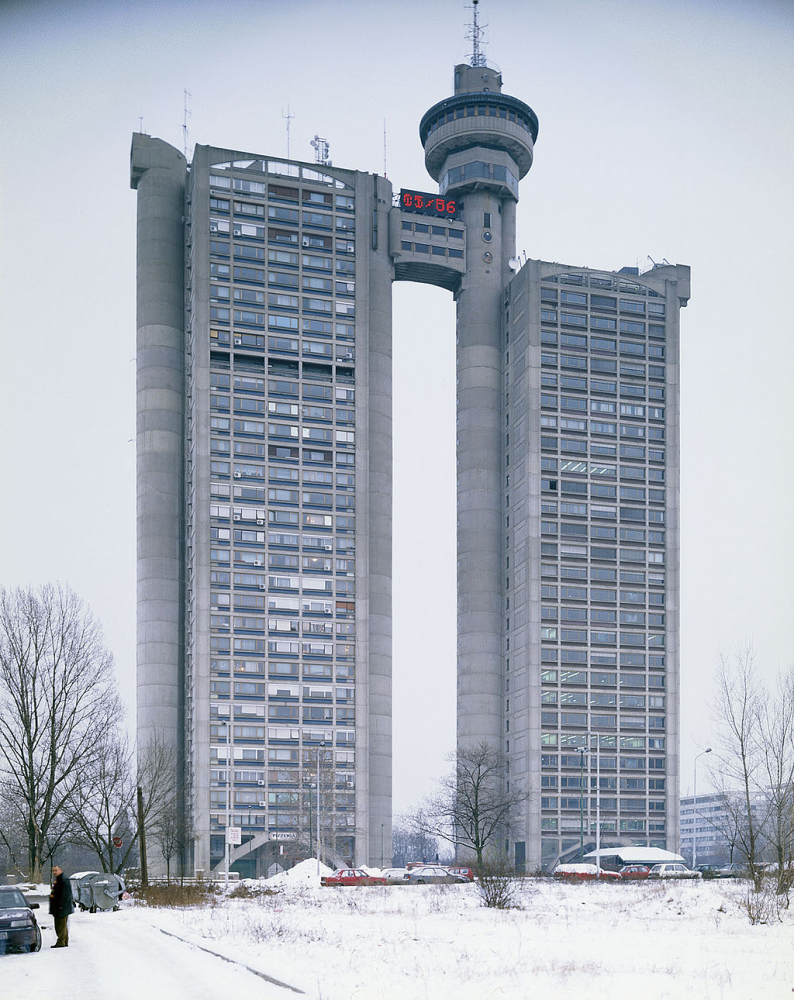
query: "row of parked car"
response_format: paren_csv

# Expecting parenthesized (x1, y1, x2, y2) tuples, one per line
(320, 865, 476, 886)
(554, 861, 749, 881)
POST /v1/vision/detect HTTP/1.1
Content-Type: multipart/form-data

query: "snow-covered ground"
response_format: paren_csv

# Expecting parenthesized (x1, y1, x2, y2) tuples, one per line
(3, 865, 792, 999)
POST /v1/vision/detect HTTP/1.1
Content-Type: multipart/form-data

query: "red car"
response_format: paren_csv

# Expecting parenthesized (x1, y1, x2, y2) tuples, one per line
(618, 864, 651, 880)
(446, 866, 476, 881)
(553, 864, 621, 882)
(320, 868, 387, 887)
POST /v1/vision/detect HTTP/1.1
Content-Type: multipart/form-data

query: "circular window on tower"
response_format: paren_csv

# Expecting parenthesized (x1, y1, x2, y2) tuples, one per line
(482, 251, 493, 263)
(482, 231, 493, 243)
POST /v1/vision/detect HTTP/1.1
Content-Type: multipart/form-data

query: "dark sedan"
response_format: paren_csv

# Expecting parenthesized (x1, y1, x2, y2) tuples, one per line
(0, 887, 42, 954)
(406, 866, 468, 884)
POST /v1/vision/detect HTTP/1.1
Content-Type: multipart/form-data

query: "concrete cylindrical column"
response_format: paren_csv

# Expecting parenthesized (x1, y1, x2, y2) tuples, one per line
(455, 188, 508, 748)
(131, 135, 187, 756)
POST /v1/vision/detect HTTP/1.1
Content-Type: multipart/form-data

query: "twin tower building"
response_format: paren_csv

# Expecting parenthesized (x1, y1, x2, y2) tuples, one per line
(132, 60, 689, 875)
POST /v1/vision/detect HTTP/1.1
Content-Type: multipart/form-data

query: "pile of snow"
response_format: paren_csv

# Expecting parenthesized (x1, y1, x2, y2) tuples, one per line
(585, 846, 684, 863)
(2, 877, 792, 999)
(262, 857, 333, 888)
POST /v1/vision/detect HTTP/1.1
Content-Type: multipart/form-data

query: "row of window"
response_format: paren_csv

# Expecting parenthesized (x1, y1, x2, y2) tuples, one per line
(540, 288, 666, 316)
(539, 426, 666, 447)
(539, 483, 666, 504)
(209, 659, 355, 680)
(540, 374, 665, 400)
(541, 609, 665, 626)
(540, 352, 665, 380)
(540, 737, 667, 761)
(212, 262, 356, 298)
(540, 272, 662, 294)
(539, 629, 665, 646)
(540, 822, 666, 836)
(540, 320, 665, 346)
(540, 587, 664, 606)
(539, 566, 665, 587)
(209, 242, 356, 277)
(541, 524, 665, 544)
(209, 168, 354, 198)
(399, 241, 464, 260)
(543, 394, 665, 420)
(542, 775, 665, 789)
(209, 681, 353, 699)
(210, 637, 352, 658)
(210, 199, 355, 230)
(540, 500, 664, 519)
(536, 677, 664, 695)
(210, 375, 354, 402)
(540, 744, 665, 763)
(541, 713, 665, 730)
(212, 284, 356, 312)
(540, 798, 664, 812)
(209, 727, 355, 748)
(539, 651, 665, 669)
(541, 693, 665, 709)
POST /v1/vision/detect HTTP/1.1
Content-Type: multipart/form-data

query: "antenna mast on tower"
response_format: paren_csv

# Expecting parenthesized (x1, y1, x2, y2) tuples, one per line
(282, 106, 295, 160)
(466, 0, 488, 68)
(182, 89, 192, 159)
(310, 135, 331, 166)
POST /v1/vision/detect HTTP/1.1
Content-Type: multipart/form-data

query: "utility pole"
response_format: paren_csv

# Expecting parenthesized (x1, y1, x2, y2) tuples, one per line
(578, 746, 586, 862)
(136, 786, 148, 889)
(692, 747, 712, 868)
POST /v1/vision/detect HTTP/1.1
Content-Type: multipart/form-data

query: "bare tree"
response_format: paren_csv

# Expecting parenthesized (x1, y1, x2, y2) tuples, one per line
(757, 668, 794, 893)
(711, 648, 769, 890)
(136, 732, 184, 878)
(418, 741, 528, 871)
(152, 797, 190, 882)
(391, 817, 439, 868)
(68, 728, 138, 874)
(0, 585, 121, 882)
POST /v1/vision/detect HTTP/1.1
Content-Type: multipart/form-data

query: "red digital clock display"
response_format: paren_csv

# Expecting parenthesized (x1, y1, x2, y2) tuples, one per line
(400, 189, 457, 218)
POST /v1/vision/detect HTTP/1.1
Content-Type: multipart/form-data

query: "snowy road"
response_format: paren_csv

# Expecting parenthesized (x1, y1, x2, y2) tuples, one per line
(2, 906, 304, 1000)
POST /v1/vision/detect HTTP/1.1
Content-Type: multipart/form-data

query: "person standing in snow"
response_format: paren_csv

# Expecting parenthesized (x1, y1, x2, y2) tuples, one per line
(49, 865, 74, 948)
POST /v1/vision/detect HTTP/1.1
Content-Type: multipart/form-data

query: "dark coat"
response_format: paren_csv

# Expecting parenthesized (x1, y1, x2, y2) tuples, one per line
(49, 873, 75, 918)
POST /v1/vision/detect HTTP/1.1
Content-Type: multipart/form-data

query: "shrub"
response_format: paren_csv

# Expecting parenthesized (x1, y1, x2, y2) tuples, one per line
(133, 883, 220, 908)
(475, 859, 520, 909)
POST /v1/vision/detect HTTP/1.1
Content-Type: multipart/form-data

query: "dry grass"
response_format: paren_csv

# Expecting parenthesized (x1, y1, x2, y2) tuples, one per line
(133, 883, 222, 908)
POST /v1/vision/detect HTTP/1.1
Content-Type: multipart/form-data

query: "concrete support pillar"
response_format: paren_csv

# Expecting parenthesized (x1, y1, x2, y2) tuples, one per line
(131, 135, 187, 758)
(455, 190, 511, 748)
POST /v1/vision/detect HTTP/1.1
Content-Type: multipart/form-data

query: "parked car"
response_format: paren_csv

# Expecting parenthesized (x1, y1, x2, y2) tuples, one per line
(406, 866, 468, 884)
(320, 868, 387, 887)
(553, 864, 621, 882)
(379, 868, 411, 884)
(695, 864, 722, 879)
(0, 886, 42, 954)
(618, 864, 651, 880)
(717, 863, 744, 878)
(647, 863, 701, 879)
(446, 866, 476, 881)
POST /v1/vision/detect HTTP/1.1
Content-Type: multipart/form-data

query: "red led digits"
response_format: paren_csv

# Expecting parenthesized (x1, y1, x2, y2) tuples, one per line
(400, 189, 457, 218)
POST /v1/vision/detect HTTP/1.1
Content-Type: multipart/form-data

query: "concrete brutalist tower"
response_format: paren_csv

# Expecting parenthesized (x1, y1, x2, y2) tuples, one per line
(419, 63, 538, 750)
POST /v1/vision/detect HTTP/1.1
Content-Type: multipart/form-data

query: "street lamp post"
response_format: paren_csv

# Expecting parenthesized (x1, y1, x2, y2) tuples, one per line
(692, 747, 712, 869)
(225, 715, 235, 889)
(592, 733, 601, 871)
(316, 742, 325, 876)
(578, 746, 587, 862)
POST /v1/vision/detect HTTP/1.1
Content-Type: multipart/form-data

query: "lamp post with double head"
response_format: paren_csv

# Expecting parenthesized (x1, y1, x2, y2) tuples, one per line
(692, 747, 712, 869)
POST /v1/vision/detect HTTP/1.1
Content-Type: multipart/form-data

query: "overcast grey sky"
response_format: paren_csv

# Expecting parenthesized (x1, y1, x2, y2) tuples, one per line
(1, 0, 792, 814)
